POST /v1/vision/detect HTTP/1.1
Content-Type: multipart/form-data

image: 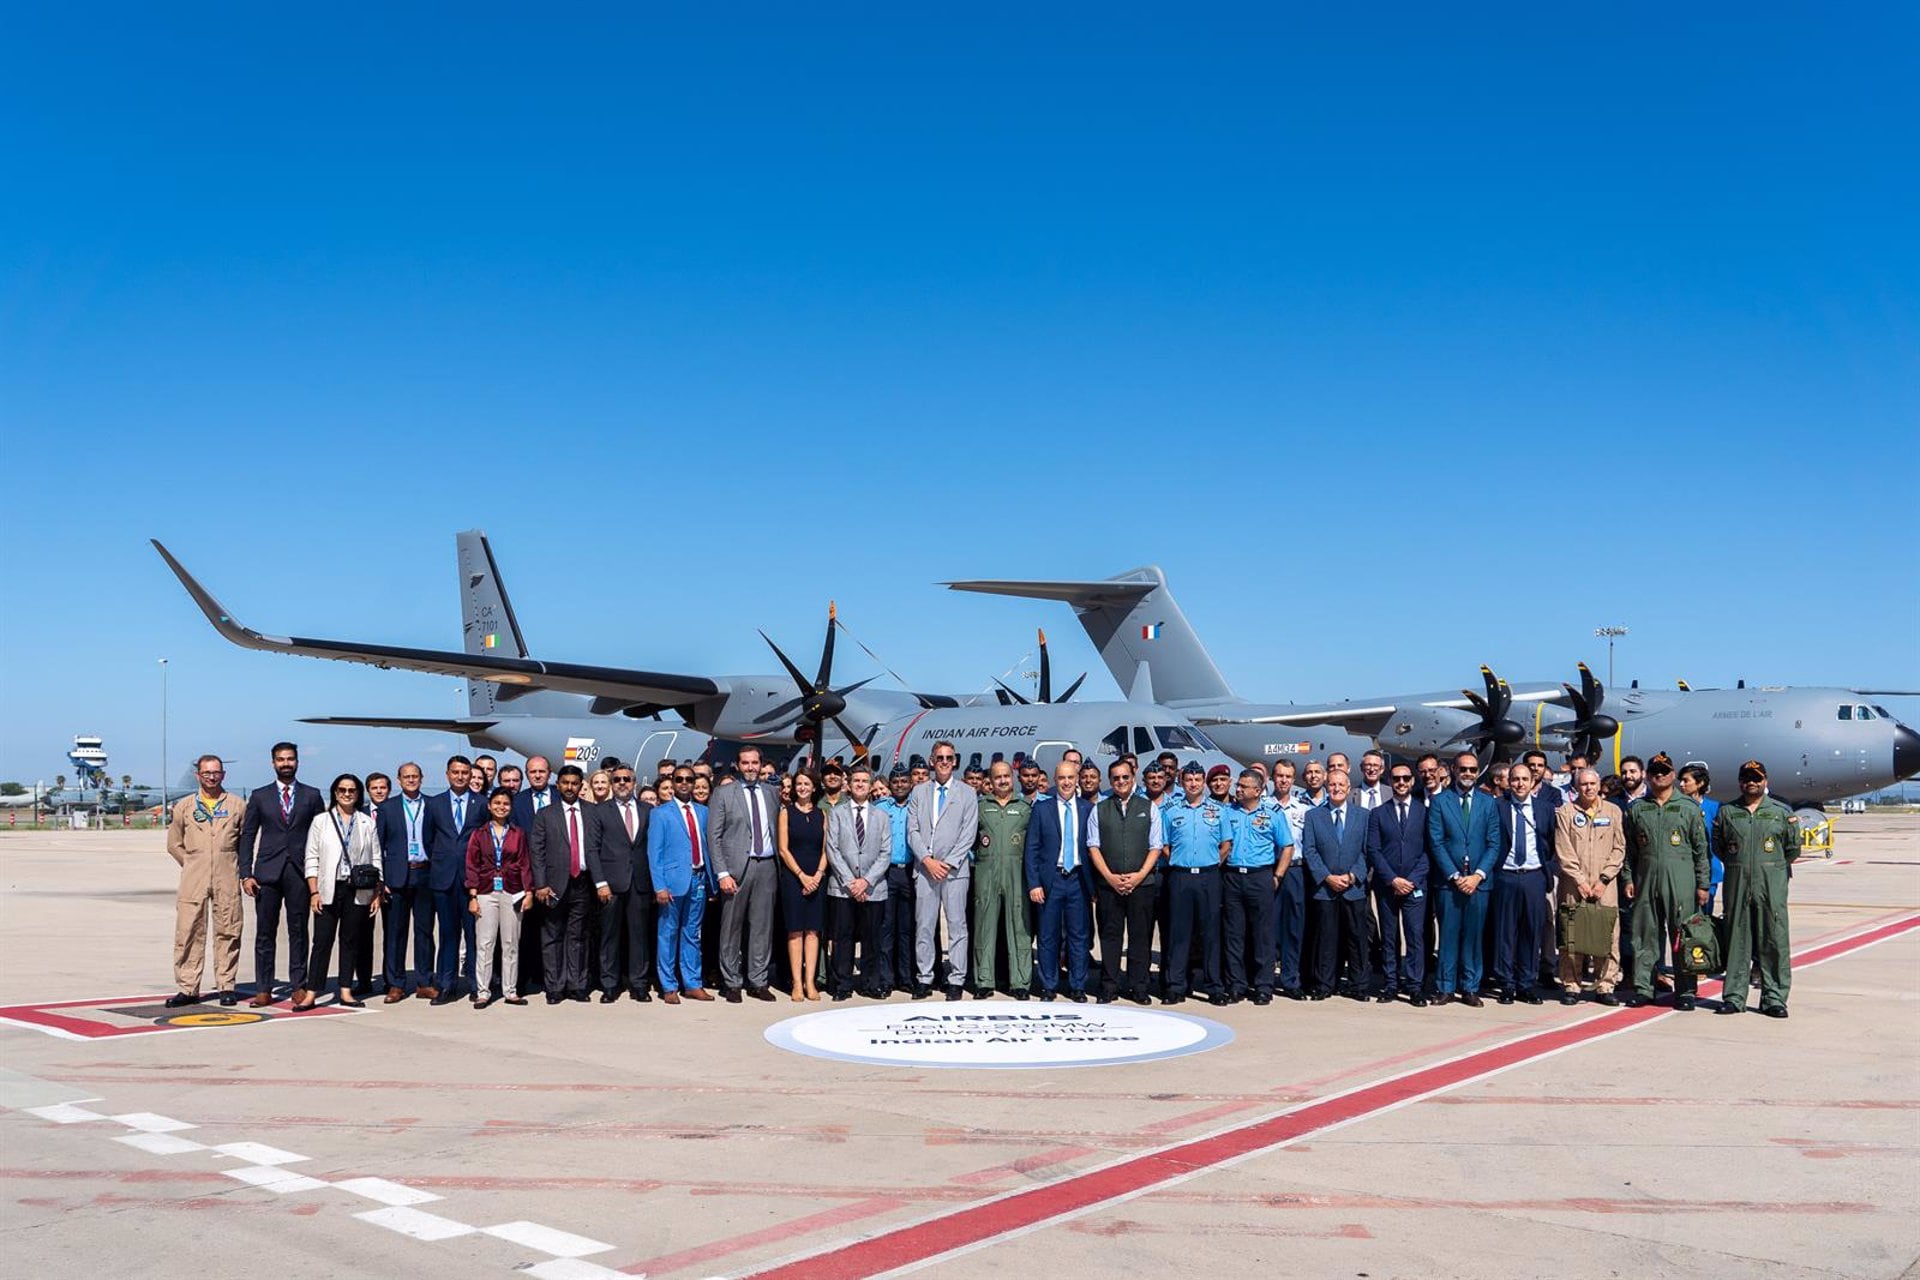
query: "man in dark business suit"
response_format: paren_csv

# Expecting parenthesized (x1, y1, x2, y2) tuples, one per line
(422, 754, 484, 1005)
(238, 741, 326, 1006)
(530, 764, 595, 1003)
(373, 761, 435, 1002)
(1024, 761, 1094, 1002)
(1493, 761, 1558, 1004)
(1365, 763, 1430, 1005)
(587, 764, 653, 1002)
(1300, 771, 1372, 999)
(509, 755, 558, 831)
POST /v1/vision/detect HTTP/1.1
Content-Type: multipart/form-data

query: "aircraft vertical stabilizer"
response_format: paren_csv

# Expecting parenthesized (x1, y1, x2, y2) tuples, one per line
(456, 530, 579, 719)
(944, 567, 1237, 706)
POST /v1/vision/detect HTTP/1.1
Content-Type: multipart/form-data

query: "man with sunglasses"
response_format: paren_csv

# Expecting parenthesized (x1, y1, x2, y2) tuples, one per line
(165, 754, 245, 1008)
(1713, 760, 1798, 1018)
(1365, 763, 1430, 1005)
(589, 765, 654, 1002)
(648, 765, 716, 1003)
(1427, 751, 1502, 1006)
(1622, 753, 1710, 1009)
(907, 741, 979, 1000)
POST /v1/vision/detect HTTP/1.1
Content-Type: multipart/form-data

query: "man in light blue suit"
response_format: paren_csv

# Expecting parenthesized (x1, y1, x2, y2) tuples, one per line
(1024, 761, 1095, 1001)
(1427, 750, 1503, 1006)
(648, 764, 715, 1003)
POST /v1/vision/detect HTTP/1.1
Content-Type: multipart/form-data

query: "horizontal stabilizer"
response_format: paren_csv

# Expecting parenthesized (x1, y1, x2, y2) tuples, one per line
(299, 716, 500, 733)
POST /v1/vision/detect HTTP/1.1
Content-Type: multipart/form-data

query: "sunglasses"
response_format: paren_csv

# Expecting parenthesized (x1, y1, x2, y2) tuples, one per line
(334, 786, 358, 796)
(1390, 774, 1414, 782)
(612, 774, 635, 783)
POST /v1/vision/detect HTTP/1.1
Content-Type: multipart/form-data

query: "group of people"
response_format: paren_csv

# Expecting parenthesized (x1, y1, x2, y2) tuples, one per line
(164, 737, 1802, 1021)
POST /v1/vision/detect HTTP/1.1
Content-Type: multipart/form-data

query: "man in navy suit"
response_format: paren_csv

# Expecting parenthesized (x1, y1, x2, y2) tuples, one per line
(422, 754, 484, 1005)
(1365, 763, 1430, 1005)
(1025, 761, 1094, 1001)
(1493, 761, 1558, 1004)
(373, 761, 435, 1002)
(530, 764, 596, 1003)
(1427, 751, 1503, 1006)
(587, 763, 653, 1002)
(1301, 772, 1371, 999)
(238, 741, 326, 1006)
(509, 755, 557, 832)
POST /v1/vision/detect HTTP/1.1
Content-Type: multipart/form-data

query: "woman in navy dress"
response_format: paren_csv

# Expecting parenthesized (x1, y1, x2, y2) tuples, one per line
(778, 771, 828, 1002)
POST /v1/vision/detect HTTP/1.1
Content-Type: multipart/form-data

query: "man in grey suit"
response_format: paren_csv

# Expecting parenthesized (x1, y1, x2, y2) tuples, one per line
(704, 746, 781, 1003)
(826, 765, 892, 999)
(907, 740, 980, 1000)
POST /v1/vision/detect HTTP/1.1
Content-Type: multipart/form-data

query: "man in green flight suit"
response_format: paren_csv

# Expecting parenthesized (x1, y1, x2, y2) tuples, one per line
(971, 760, 1035, 999)
(1623, 753, 1710, 1009)
(1713, 760, 1799, 1018)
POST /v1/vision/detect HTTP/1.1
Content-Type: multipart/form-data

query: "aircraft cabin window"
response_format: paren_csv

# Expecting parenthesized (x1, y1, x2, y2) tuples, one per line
(1837, 706, 1853, 720)
(1100, 727, 1129, 757)
(1155, 726, 1208, 751)
(1133, 727, 1154, 755)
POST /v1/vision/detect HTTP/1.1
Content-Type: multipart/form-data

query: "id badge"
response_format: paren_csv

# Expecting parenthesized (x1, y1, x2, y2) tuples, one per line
(493, 875, 505, 893)
(409, 841, 425, 863)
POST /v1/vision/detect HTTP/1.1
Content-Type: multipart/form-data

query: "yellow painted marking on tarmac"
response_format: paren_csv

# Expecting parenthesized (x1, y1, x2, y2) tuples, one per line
(160, 1011, 265, 1028)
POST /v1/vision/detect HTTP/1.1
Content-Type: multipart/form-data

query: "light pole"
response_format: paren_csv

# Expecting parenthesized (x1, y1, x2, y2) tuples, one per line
(159, 658, 169, 818)
(1593, 626, 1629, 689)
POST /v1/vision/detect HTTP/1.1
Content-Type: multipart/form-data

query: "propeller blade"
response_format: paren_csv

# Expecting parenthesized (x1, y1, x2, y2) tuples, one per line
(993, 688, 1014, 706)
(993, 678, 1031, 706)
(815, 601, 838, 691)
(752, 695, 808, 725)
(1056, 672, 1087, 703)
(1037, 628, 1051, 703)
(758, 630, 815, 697)
(1579, 661, 1604, 713)
(828, 675, 879, 700)
(830, 715, 871, 763)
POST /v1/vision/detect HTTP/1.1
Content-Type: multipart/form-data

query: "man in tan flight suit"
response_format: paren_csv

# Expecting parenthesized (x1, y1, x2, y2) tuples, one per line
(165, 754, 245, 1007)
(1552, 767, 1627, 1005)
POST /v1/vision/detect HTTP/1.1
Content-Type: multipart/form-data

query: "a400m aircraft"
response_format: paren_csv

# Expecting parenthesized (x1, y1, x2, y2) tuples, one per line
(150, 534, 1243, 782)
(153, 537, 1917, 805)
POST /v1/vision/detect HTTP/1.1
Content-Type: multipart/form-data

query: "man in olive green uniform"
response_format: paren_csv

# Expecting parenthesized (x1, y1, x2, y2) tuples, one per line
(1713, 760, 1799, 1018)
(971, 761, 1035, 999)
(165, 753, 246, 1007)
(1623, 753, 1710, 1009)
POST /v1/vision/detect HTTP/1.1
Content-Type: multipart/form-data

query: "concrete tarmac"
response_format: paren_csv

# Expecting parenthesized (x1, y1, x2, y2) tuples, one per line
(1, 816, 1916, 1279)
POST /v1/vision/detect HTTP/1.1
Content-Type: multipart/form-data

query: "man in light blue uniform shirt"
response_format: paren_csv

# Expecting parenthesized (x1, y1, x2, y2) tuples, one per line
(1269, 760, 1313, 998)
(877, 766, 916, 993)
(1161, 763, 1234, 1006)
(1223, 768, 1291, 1005)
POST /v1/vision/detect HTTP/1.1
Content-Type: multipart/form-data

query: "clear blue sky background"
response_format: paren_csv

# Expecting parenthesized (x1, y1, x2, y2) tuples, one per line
(4, 4, 1916, 790)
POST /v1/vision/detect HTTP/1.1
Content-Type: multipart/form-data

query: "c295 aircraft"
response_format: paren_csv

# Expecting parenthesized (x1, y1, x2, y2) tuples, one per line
(947, 568, 1920, 807)
(151, 535, 1242, 780)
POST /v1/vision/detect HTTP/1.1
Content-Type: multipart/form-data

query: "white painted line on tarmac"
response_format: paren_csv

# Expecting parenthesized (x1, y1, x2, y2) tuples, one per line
(354, 1205, 479, 1241)
(524, 1259, 635, 1280)
(333, 1176, 441, 1206)
(210, 1141, 308, 1165)
(109, 1112, 196, 1133)
(24, 1102, 106, 1124)
(482, 1220, 615, 1258)
(220, 1163, 330, 1193)
(114, 1132, 207, 1156)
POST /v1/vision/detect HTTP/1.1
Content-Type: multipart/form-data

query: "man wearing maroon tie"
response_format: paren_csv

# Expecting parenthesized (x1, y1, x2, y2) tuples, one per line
(238, 742, 326, 1005)
(529, 765, 596, 1004)
(647, 764, 715, 1003)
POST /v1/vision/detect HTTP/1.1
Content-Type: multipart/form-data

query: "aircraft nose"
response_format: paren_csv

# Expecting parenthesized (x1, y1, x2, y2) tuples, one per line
(1896, 724, 1920, 781)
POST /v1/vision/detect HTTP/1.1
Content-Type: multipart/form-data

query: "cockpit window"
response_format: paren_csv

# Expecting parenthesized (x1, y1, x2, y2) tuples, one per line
(1155, 725, 1220, 752)
(1874, 705, 1894, 719)
(1837, 705, 1853, 721)
(1100, 727, 1129, 756)
(1133, 727, 1154, 755)
(1859, 705, 1876, 720)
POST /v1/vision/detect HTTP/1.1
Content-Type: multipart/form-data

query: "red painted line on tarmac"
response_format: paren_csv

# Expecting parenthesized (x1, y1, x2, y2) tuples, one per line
(738, 911, 1920, 1280)
(1432, 1095, 1920, 1110)
(624, 1198, 909, 1277)
(1155, 1191, 1875, 1216)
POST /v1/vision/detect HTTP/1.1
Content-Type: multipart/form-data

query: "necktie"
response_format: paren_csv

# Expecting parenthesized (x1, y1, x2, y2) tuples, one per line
(280, 785, 293, 822)
(855, 804, 866, 846)
(534, 790, 548, 811)
(684, 801, 703, 869)
(935, 783, 947, 823)
(622, 800, 636, 841)
(1060, 800, 1076, 872)
(1462, 793, 1472, 823)
(1398, 802, 1408, 826)
(1333, 807, 1344, 840)
(748, 786, 765, 853)
(567, 805, 582, 876)
(453, 794, 466, 829)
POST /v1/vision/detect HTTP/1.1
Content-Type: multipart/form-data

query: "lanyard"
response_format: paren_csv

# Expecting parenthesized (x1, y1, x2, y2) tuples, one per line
(332, 812, 355, 876)
(490, 824, 508, 891)
(402, 796, 424, 842)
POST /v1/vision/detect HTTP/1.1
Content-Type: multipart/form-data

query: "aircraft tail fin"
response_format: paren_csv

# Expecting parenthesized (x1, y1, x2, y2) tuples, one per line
(456, 530, 585, 719)
(944, 566, 1236, 706)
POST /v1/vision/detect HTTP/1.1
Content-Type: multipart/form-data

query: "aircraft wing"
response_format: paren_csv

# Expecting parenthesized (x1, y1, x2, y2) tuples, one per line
(1190, 704, 1401, 735)
(154, 540, 725, 706)
(298, 716, 502, 733)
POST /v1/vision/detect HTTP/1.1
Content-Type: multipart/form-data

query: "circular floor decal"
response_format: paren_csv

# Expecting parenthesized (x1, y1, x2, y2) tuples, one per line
(765, 1004, 1234, 1069)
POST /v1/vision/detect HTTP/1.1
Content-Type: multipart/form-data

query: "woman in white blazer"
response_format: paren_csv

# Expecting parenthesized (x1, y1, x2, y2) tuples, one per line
(295, 773, 382, 1009)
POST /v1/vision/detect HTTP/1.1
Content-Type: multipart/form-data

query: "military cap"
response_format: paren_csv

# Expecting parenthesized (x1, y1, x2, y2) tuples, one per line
(1647, 752, 1675, 775)
(1180, 761, 1207, 778)
(1206, 764, 1232, 781)
(1738, 759, 1768, 782)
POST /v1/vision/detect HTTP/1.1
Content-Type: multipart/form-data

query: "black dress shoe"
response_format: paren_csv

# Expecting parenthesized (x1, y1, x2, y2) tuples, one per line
(1760, 1004, 1788, 1019)
(1281, 987, 1306, 1001)
(1560, 992, 1581, 1006)
(1161, 993, 1186, 1005)
(1674, 995, 1695, 1011)
(630, 990, 653, 1003)
(831, 989, 852, 1001)
(747, 986, 776, 1002)
(1596, 991, 1620, 1006)
(944, 986, 964, 1001)
(1011, 989, 1030, 1001)
(1251, 991, 1273, 1006)
(1375, 992, 1396, 1004)
(218, 991, 239, 1007)
(432, 991, 461, 1006)
(1409, 994, 1429, 1008)
(545, 993, 564, 1005)
(911, 985, 932, 999)
(1128, 991, 1152, 1006)
(1207, 992, 1230, 1007)
(1458, 992, 1484, 1008)
(164, 992, 203, 1008)
(599, 990, 621, 1003)
(1067, 990, 1088, 1003)
(1497, 990, 1515, 1005)
(1097, 992, 1116, 1004)
(1714, 1003, 1743, 1015)
(973, 987, 995, 1000)
(1308, 989, 1331, 1001)
(1039, 990, 1057, 1002)
(1517, 989, 1542, 1006)
(726, 988, 745, 1004)
(1622, 992, 1649, 1008)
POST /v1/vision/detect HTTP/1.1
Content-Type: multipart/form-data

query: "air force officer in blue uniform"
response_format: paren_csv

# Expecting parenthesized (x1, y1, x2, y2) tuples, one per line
(1024, 761, 1094, 1001)
(1427, 751, 1502, 1006)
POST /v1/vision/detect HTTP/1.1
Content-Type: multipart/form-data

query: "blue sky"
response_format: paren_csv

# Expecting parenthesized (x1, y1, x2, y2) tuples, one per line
(3, 4, 1916, 789)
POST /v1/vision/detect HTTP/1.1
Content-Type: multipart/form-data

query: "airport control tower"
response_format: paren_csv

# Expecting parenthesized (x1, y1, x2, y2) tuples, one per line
(67, 735, 108, 788)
